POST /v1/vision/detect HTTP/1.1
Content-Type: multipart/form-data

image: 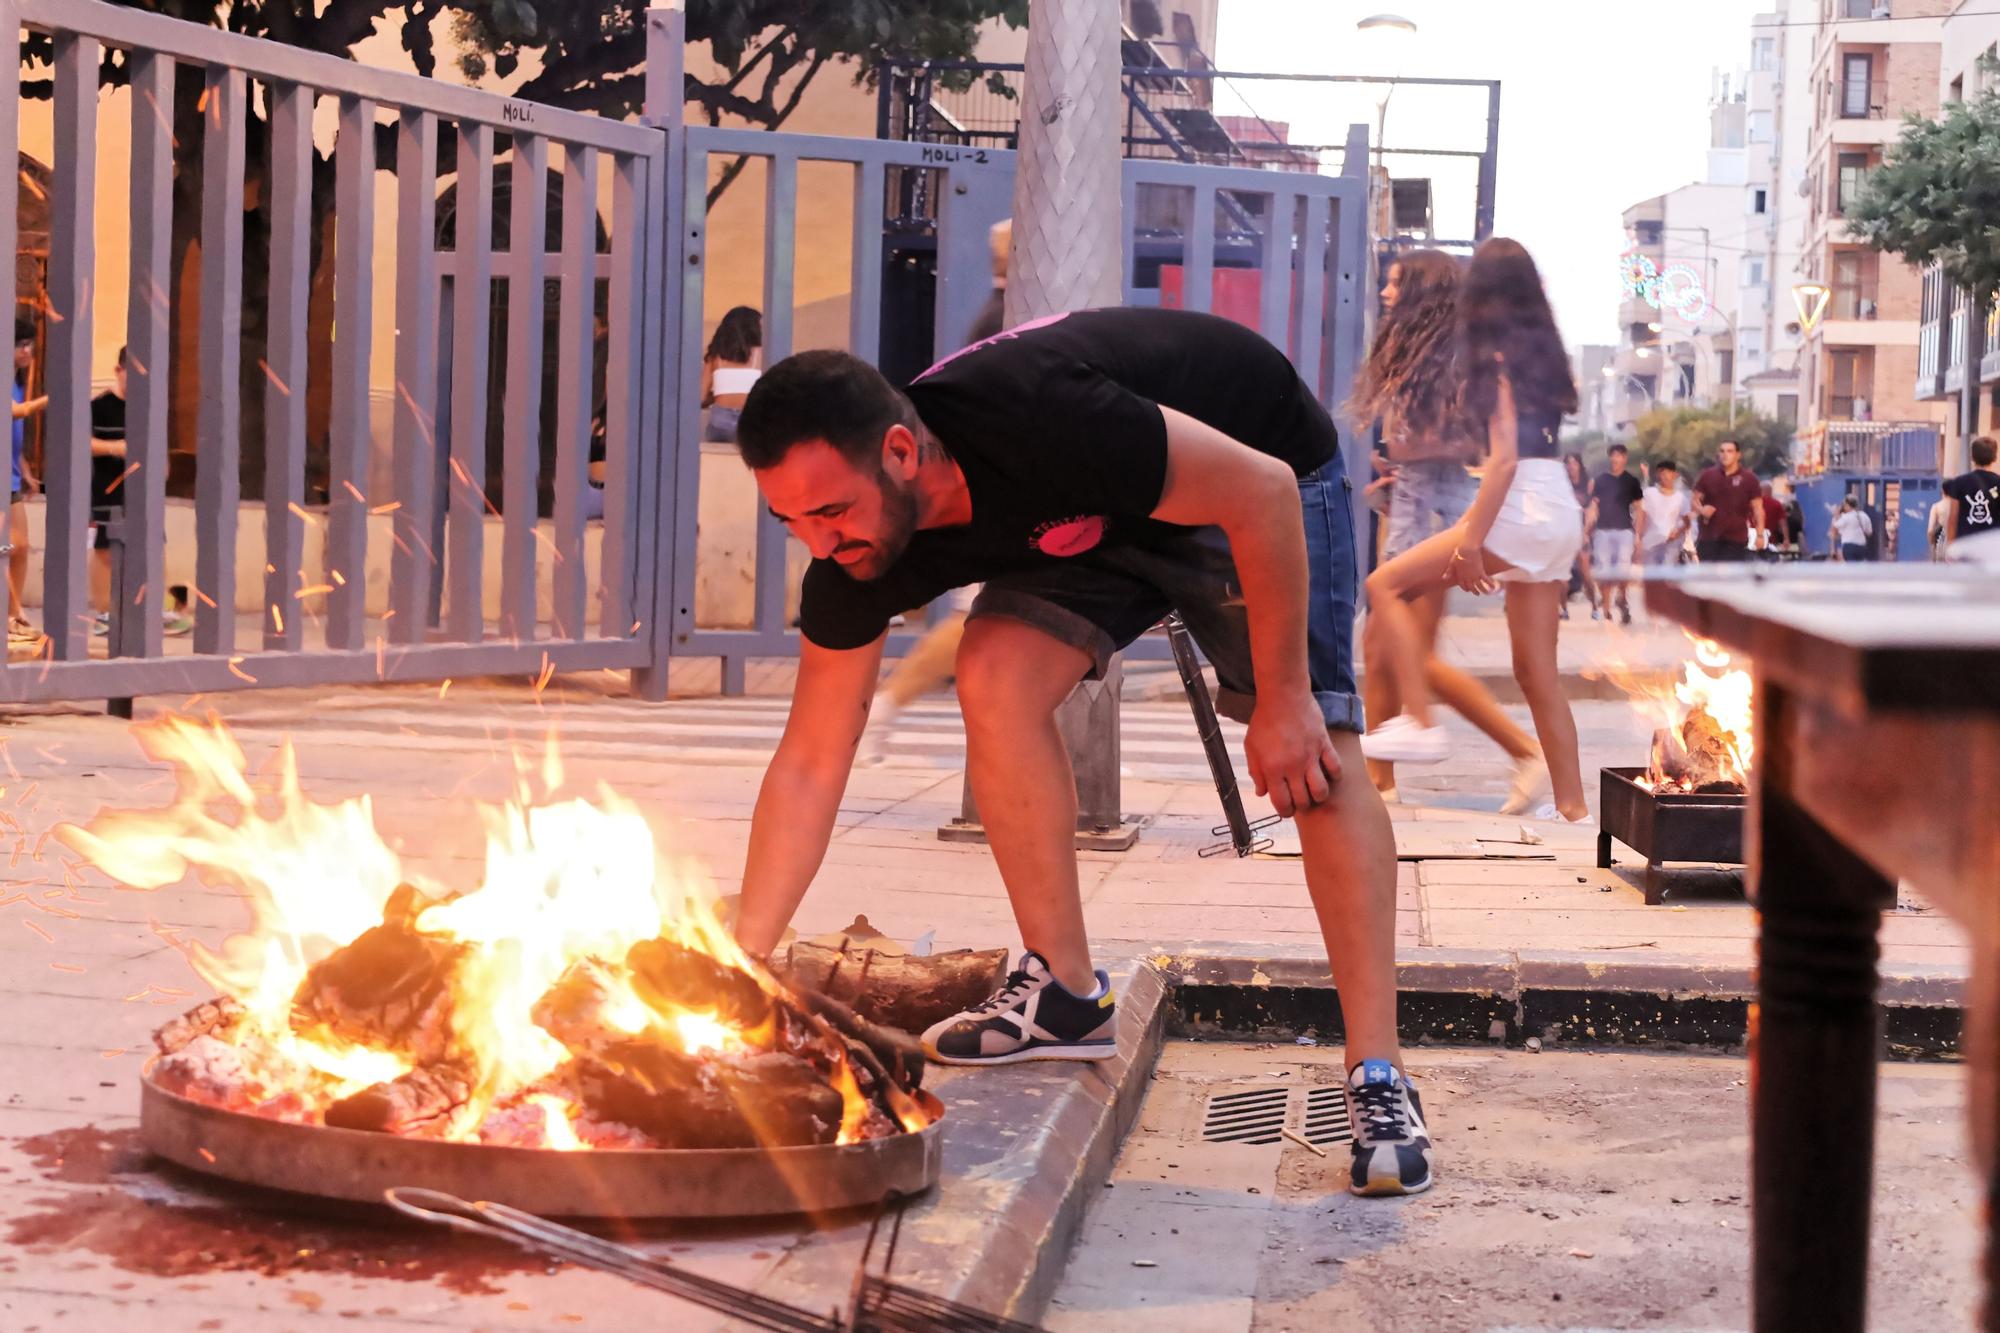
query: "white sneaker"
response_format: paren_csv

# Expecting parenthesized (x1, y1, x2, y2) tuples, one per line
(1532, 802, 1595, 826)
(1359, 715, 1450, 764)
(1498, 755, 1552, 816)
(1377, 786, 1400, 805)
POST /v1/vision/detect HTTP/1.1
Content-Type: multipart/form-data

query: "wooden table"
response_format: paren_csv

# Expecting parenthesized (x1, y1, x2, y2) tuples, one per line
(1647, 566, 1997, 1332)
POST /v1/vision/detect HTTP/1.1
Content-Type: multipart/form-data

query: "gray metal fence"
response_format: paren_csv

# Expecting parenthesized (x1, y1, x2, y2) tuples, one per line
(9, 0, 669, 704)
(14, 1, 1372, 706)
(669, 128, 1369, 693)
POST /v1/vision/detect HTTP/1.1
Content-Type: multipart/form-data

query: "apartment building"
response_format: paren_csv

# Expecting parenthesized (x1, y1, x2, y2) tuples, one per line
(1609, 172, 1746, 435)
(1912, 3, 2000, 470)
(1795, 0, 1953, 435)
(1570, 345, 1618, 438)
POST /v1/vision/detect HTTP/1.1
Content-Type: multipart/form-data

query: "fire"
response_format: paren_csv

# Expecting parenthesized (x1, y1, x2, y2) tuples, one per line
(1603, 633, 1754, 792)
(61, 715, 931, 1149)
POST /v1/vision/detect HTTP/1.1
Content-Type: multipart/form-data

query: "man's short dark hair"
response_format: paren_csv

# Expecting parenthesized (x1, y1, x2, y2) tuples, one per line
(12, 318, 33, 347)
(1607, 443, 1628, 457)
(1653, 459, 1677, 474)
(736, 349, 915, 471)
(1973, 436, 1998, 467)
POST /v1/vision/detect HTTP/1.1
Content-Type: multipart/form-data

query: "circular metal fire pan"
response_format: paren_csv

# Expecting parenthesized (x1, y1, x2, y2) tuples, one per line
(139, 1068, 945, 1220)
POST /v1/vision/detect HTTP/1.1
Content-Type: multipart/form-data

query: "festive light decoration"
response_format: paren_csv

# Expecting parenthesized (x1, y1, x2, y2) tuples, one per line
(1791, 281, 1831, 335)
(1619, 247, 1710, 322)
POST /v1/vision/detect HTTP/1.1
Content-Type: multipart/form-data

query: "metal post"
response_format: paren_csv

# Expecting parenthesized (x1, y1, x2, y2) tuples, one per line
(1474, 80, 1499, 242)
(946, 0, 1136, 851)
(632, 2, 687, 701)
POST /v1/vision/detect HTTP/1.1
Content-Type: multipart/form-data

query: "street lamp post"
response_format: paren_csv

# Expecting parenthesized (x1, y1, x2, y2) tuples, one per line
(1355, 14, 1419, 176)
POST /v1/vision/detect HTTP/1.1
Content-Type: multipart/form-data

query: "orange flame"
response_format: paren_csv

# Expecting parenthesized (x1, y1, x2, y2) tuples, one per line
(58, 716, 896, 1147)
(1598, 633, 1753, 791)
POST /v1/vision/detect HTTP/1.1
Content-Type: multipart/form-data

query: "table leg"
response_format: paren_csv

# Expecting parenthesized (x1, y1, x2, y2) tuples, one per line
(1750, 782, 1894, 1332)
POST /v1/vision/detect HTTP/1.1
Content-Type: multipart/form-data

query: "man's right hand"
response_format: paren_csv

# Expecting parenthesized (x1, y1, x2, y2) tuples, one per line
(734, 633, 886, 958)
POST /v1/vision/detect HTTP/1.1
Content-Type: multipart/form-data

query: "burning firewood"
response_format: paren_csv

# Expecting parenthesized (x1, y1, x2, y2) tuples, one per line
(530, 957, 635, 1063)
(1653, 705, 1746, 793)
(291, 884, 468, 1064)
(152, 1033, 258, 1105)
(780, 936, 1007, 1037)
(576, 1042, 844, 1149)
(325, 1062, 476, 1136)
(625, 938, 775, 1033)
(779, 984, 925, 1092)
(154, 996, 246, 1056)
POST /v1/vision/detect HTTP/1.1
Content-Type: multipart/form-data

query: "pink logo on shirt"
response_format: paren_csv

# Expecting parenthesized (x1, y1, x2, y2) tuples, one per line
(1033, 515, 1106, 557)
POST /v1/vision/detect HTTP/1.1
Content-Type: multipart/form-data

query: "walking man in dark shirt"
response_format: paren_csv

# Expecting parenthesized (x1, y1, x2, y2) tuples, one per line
(1585, 443, 1644, 624)
(730, 308, 1428, 1197)
(1693, 440, 1764, 562)
(1942, 435, 2000, 555)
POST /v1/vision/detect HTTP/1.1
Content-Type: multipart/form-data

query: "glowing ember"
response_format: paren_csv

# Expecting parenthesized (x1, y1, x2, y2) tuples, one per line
(1606, 634, 1754, 793)
(60, 716, 933, 1151)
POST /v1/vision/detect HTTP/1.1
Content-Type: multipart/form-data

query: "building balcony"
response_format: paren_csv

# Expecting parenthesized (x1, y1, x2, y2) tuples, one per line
(1795, 420, 1943, 477)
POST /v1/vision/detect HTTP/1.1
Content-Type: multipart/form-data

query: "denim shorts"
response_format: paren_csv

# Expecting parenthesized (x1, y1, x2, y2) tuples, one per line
(1383, 458, 1477, 559)
(968, 457, 1364, 732)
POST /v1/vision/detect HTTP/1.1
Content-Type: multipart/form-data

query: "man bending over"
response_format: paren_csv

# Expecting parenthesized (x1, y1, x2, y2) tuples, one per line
(729, 308, 1428, 1197)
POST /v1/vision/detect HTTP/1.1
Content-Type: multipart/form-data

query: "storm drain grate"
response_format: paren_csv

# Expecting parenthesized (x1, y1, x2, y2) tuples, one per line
(1199, 1087, 1290, 1144)
(1300, 1087, 1353, 1147)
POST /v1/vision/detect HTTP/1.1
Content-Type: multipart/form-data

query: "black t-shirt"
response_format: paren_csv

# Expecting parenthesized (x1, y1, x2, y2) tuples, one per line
(89, 391, 126, 509)
(1589, 470, 1643, 530)
(797, 307, 1339, 651)
(1944, 468, 2000, 538)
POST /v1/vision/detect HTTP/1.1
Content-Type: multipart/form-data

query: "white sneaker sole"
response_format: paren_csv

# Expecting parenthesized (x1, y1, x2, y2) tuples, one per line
(1350, 1169, 1434, 1198)
(924, 1041, 1119, 1067)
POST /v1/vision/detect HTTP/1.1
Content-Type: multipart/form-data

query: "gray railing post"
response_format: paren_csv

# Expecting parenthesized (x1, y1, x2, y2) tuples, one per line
(389, 108, 441, 646)
(0, 0, 17, 652)
(122, 49, 172, 665)
(264, 82, 312, 653)
(45, 33, 98, 663)
(327, 95, 376, 652)
(194, 65, 246, 658)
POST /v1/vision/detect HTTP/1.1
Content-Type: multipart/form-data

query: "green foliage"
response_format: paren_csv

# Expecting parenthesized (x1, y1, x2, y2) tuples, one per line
(1848, 74, 2000, 302)
(22, 2, 1025, 138)
(1628, 404, 1793, 480)
(450, 0, 1028, 129)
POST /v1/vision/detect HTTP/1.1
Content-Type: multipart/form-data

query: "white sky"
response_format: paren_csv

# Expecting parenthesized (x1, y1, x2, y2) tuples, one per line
(1214, 0, 1772, 348)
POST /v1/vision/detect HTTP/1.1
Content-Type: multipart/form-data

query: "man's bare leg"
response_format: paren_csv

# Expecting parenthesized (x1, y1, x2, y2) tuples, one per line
(953, 615, 1098, 995)
(1294, 729, 1400, 1065)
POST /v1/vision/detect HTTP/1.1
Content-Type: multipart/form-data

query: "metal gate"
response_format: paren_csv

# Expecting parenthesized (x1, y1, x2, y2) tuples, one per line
(667, 126, 1371, 692)
(12, 1, 1370, 705)
(7, 0, 672, 704)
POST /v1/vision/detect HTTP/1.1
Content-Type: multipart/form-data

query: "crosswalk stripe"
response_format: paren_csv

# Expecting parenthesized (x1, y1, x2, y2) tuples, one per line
(210, 693, 1233, 777)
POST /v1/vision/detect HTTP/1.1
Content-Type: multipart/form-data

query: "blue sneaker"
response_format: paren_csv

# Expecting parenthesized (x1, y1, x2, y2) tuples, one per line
(920, 951, 1118, 1065)
(1346, 1059, 1434, 1197)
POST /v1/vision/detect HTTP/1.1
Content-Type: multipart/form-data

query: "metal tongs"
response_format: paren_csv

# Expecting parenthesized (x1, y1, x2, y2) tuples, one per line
(1164, 614, 1280, 857)
(385, 1187, 1042, 1332)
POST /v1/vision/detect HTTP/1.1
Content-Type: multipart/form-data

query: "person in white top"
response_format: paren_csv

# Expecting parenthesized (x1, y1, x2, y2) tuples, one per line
(702, 306, 763, 443)
(1829, 497, 1873, 561)
(1638, 460, 1693, 568)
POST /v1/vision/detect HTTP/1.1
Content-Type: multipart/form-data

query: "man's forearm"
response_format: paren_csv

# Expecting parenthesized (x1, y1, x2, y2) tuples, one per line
(1223, 468, 1314, 698)
(735, 751, 850, 958)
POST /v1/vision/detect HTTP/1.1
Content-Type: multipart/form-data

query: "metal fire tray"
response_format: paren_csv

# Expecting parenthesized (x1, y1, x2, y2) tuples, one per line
(139, 1066, 946, 1220)
(1596, 766, 1746, 906)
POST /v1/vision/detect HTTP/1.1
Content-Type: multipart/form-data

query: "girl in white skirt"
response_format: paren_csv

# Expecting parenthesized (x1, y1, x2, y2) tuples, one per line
(1359, 238, 1587, 822)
